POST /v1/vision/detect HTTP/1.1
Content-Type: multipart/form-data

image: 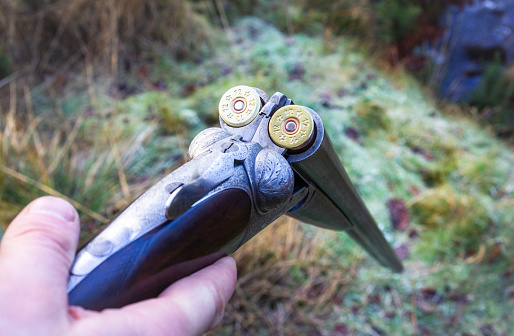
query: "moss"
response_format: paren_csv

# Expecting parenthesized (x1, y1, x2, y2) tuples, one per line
(456, 150, 512, 195)
(410, 184, 490, 258)
(353, 98, 392, 134)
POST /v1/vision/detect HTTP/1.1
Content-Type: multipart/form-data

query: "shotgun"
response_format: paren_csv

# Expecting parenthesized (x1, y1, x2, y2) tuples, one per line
(68, 85, 403, 310)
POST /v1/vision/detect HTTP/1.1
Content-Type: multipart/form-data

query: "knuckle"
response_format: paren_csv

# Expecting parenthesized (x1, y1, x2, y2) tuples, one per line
(8, 214, 76, 257)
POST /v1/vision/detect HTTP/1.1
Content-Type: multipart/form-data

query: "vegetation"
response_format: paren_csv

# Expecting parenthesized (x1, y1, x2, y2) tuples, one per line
(0, 0, 212, 77)
(1, 1, 513, 335)
(470, 57, 514, 139)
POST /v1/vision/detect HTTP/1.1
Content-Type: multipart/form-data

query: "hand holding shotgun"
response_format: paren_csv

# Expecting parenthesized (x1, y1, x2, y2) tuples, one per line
(0, 86, 402, 334)
(0, 196, 236, 336)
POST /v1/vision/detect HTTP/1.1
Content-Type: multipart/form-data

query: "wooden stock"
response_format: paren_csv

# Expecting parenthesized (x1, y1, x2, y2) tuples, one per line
(68, 188, 252, 310)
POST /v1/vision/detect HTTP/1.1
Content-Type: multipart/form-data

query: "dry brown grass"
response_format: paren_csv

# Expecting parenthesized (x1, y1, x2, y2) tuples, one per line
(0, 0, 212, 82)
(209, 218, 360, 336)
(0, 76, 160, 240)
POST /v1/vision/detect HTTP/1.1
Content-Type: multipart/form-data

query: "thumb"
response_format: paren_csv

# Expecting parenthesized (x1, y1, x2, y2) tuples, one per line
(0, 196, 80, 308)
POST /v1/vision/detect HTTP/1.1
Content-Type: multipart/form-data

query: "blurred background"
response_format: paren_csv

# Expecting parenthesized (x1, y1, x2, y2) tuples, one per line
(0, 0, 513, 335)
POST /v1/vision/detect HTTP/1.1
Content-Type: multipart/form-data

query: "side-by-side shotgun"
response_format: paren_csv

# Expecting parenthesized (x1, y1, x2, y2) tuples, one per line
(67, 85, 403, 310)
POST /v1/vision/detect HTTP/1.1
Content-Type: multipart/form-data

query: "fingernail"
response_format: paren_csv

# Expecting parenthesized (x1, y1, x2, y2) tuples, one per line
(29, 196, 77, 223)
(217, 255, 236, 268)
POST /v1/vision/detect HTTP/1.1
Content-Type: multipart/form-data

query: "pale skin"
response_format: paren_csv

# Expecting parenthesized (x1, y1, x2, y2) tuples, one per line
(0, 196, 237, 336)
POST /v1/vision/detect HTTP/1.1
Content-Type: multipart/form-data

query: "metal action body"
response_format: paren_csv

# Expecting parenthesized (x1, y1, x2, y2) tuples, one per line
(68, 85, 403, 310)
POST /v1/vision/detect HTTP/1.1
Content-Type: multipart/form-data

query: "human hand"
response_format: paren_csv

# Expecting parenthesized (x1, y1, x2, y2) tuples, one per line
(0, 196, 237, 336)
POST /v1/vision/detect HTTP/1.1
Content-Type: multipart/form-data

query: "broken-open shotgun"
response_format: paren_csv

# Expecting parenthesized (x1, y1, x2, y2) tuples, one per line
(68, 85, 403, 310)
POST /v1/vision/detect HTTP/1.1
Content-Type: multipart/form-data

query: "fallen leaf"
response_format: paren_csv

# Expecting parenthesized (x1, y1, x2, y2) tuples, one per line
(487, 242, 502, 263)
(408, 229, 419, 239)
(480, 324, 495, 335)
(420, 288, 442, 304)
(395, 244, 410, 260)
(449, 293, 470, 305)
(408, 185, 421, 196)
(183, 83, 196, 96)
(386, 198, 411, 231)
(289, 63, 305, 81)
(344, 127, 361, 143)
(350, 305, 360, 314)
(333, 323, 348, 335)
(337, 88, 349, 97)
(368, 292, 381, 305)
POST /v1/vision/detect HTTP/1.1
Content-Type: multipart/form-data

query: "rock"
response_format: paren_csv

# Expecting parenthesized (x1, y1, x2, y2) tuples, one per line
(433, 0, 514, 101)
(460, 4, 505, 56)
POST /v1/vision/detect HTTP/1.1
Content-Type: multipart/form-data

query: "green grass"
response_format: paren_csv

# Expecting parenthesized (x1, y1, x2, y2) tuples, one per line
(1, 16, 513, 336)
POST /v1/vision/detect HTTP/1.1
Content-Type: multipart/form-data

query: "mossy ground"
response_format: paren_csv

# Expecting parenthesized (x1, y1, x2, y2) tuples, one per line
(1, 17, 513, 335)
